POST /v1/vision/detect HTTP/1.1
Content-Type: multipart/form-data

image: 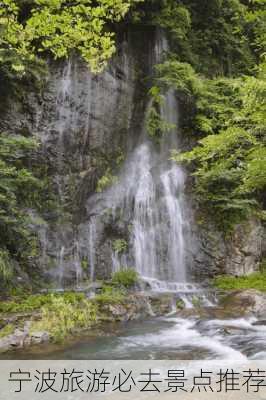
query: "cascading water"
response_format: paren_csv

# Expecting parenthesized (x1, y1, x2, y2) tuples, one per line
(128, 93, 186, 285)
(34, 30, 199, 297)
(86, 87, 189, 291)
(88, 218, 97, 282)
(84, 34, 192, 293)
(5, 28, 264, 363)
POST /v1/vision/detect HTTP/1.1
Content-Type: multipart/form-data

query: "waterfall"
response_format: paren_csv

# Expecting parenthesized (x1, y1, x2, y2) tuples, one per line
(88, 218, 97, 282)
(84, 33, 189, 290)
(74, 240, 82, 286)
(58, 246, 65, 287)
(86, 88, 188, 289)
(34, 29, 192, 290)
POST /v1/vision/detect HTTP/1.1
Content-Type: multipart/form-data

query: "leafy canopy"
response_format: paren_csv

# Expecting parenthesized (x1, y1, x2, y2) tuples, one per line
(142, 0, 266, 229)
(169, 63, 266, 226)
(0, 0, 143, 78)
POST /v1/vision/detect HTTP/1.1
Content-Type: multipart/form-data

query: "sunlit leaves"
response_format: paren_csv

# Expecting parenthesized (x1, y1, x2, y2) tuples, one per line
(169, 60, 266, 223)
(0, 0, 143, 76)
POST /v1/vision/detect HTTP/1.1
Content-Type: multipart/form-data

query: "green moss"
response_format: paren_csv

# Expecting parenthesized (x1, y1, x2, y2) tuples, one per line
(0, 323, 15, 338)
(0, 250, 14, 284)
(115, 149, 125, 166)
(111, 268, 139, 288)
(191, 296, 203, 307)
(176, 298, 185, 310)
(96, 168, 118, 192)
(81, 259, 89, 271)
(213, 272, 266, 292)
(112, 239, 128, 254)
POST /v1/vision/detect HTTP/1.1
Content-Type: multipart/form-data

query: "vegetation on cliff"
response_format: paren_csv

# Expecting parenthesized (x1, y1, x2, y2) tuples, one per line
(0, 0, 143, 286)
(213, 272, 266, 291)
(0, 134, 45, 284)
(144, 0, 266, 229)
(214, 259, 266, 291)
(0, 0, 265, 286)
(0, 270, 139, 344)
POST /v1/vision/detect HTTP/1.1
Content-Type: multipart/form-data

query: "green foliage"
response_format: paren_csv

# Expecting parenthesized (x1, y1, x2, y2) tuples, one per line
(148, 0, 266, 225)
(244, 0, 266, 56)
(239, 145, 266, 194)
(112, 239, 128, 254)
(146, 85, 176, 140)
(0, 0, 143, 78)
(0, 133, 44, 279)
(141, 0, 261, 77)
(155, 60, 201, 97)
(260, 258, 266, 272)
(0, 0, 265, 287)
(176, 298, 185, 310)
(31, 294, 97, 342)
(111, 268, 139, 288)
(167, 61, 266, 228)
(94, 285, 126, 304)
(0, 292, 86, 314)
(191, 295, 203, 308)
(0, 323, 15, 338)
(153, 1, 191, 43)
(96, 168, 118, 192)
(147, 105, 175, 140)
(213, 272, 266, 292)
(0, 249, 14, 283)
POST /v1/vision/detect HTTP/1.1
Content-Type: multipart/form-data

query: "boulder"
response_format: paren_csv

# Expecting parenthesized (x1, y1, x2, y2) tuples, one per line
(30, 331, 50, 344)
(220, 289, 266, 317)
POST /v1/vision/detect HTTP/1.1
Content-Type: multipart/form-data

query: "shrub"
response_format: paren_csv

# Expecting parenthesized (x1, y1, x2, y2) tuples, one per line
(96, 169, 117, 192)
(213, 272, 266, 292)
(0, 292, 86, 314)
(112, 239, 127, 254)
(94, 285, 125, 305)
(111, 268, 139, 288)
(30, 295, 97, 342)
(176, 299, 185, 310)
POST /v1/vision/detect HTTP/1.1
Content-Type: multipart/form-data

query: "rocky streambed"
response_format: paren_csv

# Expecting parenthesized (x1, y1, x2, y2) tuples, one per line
(1, 289, 266, 359)
(0, 291, 177, 354)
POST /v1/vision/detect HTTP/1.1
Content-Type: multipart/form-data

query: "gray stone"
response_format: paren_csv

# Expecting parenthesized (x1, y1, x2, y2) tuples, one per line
(0, 27, 157, 286)
(221, 290, 266, 318)
(189, 214, 264, 280)
(30, 331, 50, 344)
(0, 338, 11, 353)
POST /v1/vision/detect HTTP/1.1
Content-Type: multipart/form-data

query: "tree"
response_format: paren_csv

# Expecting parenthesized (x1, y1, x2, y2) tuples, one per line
(0, 0, 143, 79)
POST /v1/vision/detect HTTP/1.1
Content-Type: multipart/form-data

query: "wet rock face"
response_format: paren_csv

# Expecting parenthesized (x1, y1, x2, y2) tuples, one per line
(225, 220, 264, 276)
(190, 216, 264, 280)
(0, 27, 157, 285)
(0, 24, 264, 285)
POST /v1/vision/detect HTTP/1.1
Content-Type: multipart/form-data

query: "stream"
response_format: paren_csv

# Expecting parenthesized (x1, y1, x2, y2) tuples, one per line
(3, 32, 263, 364)
(2, 298, 266, 360)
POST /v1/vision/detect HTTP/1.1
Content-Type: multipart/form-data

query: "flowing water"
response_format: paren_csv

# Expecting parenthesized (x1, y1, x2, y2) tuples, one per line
(23, 32, 265, 362)
(86, 88, 188, 289)
(4, 311, 266, 360)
